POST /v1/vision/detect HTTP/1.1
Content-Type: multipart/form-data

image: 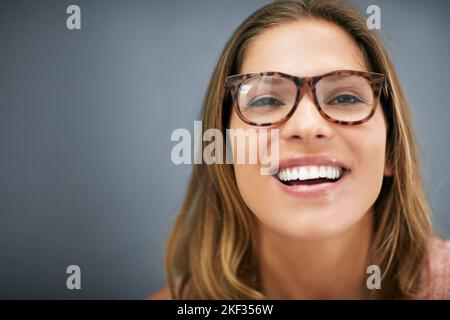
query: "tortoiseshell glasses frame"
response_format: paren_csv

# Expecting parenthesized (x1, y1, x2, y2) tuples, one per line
(224, 70, 388, 127)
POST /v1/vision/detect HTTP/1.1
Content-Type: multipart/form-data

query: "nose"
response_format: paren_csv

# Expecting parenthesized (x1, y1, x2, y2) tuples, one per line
(280, 91, 335, 144)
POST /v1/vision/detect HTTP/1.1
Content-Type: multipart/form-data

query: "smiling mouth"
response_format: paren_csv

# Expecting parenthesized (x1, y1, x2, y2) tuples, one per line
(275, 165, 349, 186)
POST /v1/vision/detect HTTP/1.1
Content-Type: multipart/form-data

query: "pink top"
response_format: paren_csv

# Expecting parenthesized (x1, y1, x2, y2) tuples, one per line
(419, 236, 450, 299)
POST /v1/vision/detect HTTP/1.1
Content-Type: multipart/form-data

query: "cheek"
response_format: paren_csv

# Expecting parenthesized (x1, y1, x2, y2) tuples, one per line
(229, 110, 270, 209)
(234, 161, 273, 231)
(346, 108, 387, 206)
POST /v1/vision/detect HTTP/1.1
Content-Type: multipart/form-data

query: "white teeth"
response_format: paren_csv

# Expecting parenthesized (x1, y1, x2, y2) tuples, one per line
(310, 166, 319, 179)
(326, 166, 333, 179)
(319, 166, 327, 178)
(299, 167, 308, 180)
(277, 165, 343, 182)
(291, 168, 299, 180)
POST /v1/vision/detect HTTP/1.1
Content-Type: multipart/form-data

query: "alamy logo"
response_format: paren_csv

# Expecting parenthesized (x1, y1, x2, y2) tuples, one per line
(170, 121, 280, 175)
(366, 265, 381, 289)
(366, 5, 381, 30)
(66, 265, 81, 290)
(66, 5, 81, 30)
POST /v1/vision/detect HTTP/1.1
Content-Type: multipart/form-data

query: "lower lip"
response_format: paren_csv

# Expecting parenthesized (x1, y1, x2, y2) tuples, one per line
(273, 169, 350, 198)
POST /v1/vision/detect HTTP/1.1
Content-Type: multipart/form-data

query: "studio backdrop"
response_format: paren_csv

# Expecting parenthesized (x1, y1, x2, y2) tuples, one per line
(0, 0, 449, 299)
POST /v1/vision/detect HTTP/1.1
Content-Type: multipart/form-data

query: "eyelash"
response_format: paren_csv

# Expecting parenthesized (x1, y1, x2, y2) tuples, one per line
(248, 96, 284, 107)
(326, 94, 364, 105)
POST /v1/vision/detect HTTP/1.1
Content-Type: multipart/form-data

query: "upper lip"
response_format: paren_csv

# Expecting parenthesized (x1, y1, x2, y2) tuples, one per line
(276, 154, 351, 173)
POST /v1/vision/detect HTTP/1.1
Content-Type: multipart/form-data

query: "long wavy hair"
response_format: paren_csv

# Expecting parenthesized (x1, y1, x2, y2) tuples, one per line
(165, 0, 432, 299)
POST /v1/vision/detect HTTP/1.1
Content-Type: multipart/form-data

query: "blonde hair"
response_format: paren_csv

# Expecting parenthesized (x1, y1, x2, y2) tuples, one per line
(165, 0, 432, 299)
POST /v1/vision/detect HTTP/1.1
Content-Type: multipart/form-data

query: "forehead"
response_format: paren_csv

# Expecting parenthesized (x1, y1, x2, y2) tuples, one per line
(240, 19, 368, 77)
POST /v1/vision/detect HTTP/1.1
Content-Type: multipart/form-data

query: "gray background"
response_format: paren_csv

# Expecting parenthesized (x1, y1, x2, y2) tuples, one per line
(0, 0, 449, 299)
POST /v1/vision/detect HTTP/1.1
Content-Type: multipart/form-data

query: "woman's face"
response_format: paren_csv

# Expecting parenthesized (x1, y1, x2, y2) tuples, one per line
(230, 19, 392, 241)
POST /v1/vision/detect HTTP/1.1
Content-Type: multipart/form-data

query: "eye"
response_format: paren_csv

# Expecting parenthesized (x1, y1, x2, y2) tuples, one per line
(327, 94, 364, 105)
(248, 96, 285, 107)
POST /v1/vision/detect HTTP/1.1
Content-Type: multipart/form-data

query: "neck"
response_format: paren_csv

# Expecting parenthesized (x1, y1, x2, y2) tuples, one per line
(257, 211, 374, 300)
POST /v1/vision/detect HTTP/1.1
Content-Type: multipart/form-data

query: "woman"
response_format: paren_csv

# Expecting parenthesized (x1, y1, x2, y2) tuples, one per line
(151, 0, 450, 299)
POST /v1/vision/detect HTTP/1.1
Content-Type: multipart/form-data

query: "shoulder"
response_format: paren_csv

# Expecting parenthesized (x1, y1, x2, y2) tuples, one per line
(147, 286, 172, 300)
(419, 235, 450, 299)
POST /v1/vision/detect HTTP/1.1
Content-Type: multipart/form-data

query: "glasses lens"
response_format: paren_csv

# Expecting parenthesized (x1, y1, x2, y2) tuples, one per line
(316, 74, 375, 122)
(237, 76, 297, 124)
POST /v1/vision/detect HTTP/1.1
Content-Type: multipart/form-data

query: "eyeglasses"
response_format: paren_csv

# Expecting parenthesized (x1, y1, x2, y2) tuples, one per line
(224, 70, 388, 127)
